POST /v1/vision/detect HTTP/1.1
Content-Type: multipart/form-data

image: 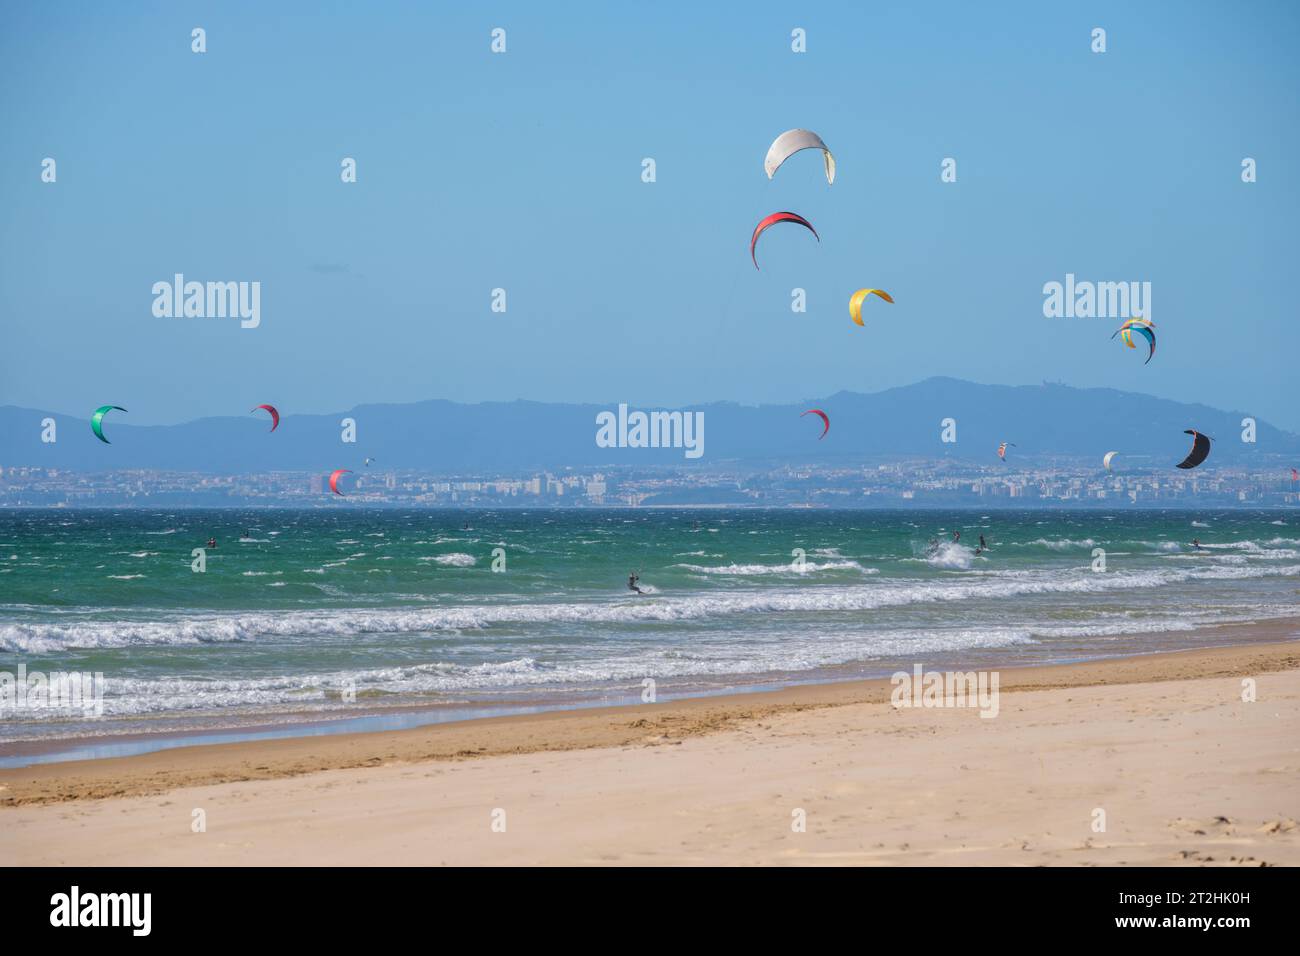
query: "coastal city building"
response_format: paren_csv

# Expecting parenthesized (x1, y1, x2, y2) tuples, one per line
(2, 459, 1297, 508)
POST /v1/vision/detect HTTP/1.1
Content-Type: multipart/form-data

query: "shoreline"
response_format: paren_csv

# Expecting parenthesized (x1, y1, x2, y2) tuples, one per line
(2, 633, 1297, 808)
(4, 637, 1298, 865)
(4, 616, 1297, 768)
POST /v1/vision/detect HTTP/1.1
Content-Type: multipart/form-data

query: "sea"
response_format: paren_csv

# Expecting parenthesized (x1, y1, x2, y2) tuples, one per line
(2, 508, 1297, 764)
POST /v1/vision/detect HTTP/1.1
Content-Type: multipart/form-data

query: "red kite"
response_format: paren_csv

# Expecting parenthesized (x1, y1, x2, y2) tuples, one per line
(750, 211, 818, 270)
(252, 404, 280, 432)
(801, 408, 830, 440)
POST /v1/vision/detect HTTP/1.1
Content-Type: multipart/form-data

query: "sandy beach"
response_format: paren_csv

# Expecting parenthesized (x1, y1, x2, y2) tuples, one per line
(2, 635, 1298, 866)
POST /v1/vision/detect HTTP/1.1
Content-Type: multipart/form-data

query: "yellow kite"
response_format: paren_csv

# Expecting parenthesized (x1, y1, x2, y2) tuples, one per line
(848, 288, 894, 326)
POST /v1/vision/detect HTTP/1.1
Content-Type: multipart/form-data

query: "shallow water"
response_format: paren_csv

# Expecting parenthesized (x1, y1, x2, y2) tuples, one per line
(2, 507, 1297, 749)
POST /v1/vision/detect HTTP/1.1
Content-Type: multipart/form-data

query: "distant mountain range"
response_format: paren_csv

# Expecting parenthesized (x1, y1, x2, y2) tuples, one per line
(2, 378, 1296, 473)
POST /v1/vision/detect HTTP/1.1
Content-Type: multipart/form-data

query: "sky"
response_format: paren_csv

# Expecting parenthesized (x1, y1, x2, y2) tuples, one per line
(1, 0, 1297, 428)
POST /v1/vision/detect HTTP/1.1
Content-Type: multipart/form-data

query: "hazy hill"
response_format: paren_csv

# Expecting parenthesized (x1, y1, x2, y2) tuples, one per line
(1, 378, 1295, 473)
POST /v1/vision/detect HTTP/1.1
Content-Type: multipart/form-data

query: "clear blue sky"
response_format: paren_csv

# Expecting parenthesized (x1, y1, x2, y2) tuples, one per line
(2, 1, 1297, 427)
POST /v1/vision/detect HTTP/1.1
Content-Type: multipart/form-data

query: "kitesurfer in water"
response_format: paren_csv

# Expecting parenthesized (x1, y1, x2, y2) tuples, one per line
(628, 572, 643, 595)
(206, 537, 217, 549)
(952, 530, 961, 543)
(1192, 538, 1202, 550)
(979, 534, 987, 550)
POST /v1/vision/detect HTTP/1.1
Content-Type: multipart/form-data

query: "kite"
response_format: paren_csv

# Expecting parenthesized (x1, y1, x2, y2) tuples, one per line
(1292, 468, 1298, 482)
(750, 211, 818, 270)
(329, 469, 352, 495)
(1176, 430, 1212, 470)
(997, 442, 1016, 460)
(1103, 451, 1119, 471)
(364, 457, 375, 467)
(801, 408, 830, 440)
(764, 129, 836, 185)
(251, 404, 280, 432)
(1111, 316, 1156, 364)
(90, 405, 126, 444)
(848, 288, 894, 326)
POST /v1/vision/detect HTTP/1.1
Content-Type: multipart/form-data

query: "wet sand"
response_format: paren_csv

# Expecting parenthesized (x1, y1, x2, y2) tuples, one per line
(2, 636, 1298, 865)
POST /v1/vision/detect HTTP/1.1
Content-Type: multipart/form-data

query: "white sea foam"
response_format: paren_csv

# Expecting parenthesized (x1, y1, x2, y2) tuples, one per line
(1163, 552, 1248, 565)
(1017, 538, 1098, 550)
(1142, 541, 1182, 552)
(909, 541, 976, 569)
(8, 562, 1296, 654)
(12, 606, 1297, 723)
(5, 628, 1043, 719)
(675, 560, 871, 576)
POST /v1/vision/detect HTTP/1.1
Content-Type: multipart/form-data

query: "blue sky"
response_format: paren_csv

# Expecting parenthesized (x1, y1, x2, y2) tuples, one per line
(2, 0, 1297, 427)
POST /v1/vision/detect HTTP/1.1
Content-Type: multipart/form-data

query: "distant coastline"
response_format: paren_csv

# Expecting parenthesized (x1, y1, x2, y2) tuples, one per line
(3, 502, 1299, 511)
(3, 465, 1297, 509)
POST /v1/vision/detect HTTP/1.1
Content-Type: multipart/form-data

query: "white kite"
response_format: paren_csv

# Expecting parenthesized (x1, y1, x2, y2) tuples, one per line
(764, 129, 835, 184)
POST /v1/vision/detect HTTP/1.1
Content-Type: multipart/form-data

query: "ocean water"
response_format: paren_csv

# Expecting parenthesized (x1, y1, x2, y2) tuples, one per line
(1, 508, 1298, 752)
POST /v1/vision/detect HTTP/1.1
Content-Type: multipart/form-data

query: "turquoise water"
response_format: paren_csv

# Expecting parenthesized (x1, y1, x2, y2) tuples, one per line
(1, 508, 1297, 749)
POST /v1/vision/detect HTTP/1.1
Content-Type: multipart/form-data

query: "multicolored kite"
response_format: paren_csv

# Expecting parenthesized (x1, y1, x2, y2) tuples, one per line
(1112, 316, 1156, 364)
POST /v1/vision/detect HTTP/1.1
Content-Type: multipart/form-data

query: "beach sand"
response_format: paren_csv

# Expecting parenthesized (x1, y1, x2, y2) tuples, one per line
(3, 635, 1299, 866)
